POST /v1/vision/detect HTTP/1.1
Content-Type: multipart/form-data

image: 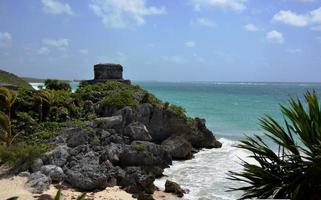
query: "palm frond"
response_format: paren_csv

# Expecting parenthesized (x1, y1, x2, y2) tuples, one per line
(228, 91, 321, 199)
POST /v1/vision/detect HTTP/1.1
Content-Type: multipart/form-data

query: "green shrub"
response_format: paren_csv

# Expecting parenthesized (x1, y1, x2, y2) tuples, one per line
(101, 90, 138, 109)
(141, 91, 162, 106)
(44, 79, 71, 91)
(169, 104, 187, 118)
(0, 142, 49, 168)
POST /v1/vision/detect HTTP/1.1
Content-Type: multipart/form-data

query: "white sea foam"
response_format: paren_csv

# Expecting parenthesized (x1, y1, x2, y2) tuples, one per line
(30, 82, 43, 90)
(154, 138, 252, 200)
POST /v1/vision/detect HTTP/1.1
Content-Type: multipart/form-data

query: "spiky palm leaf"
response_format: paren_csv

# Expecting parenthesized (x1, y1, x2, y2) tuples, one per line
(228, 91, 321, 200)
(0, 111, 13, 147)
(0, 87, 17, 114)
(39, 90, 55, 106)
(34, 90, 55, 121)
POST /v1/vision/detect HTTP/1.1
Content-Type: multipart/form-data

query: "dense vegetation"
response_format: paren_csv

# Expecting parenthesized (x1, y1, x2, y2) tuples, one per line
(0, 80, 190, 170)
(229, 91, 321, 200)
(0, 69, 33, 90)
(44, 79, 71, 91)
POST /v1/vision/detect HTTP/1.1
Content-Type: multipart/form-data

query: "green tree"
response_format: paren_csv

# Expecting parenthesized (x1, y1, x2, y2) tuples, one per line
(34, 90, 55, 121)
(0, 87, 17, 118)
(0, 111, 18, 147)
(228, 91, 321, 199)
(44, 79, 71, 91)
(0, 87, 19, 147)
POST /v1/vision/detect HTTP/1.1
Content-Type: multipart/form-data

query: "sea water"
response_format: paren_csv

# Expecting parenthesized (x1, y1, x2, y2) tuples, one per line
(31, 81, 321, 199)
(137, 82, 321, 200)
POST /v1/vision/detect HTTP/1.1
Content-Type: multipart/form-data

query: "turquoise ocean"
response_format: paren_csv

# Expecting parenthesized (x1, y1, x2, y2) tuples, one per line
(31, 82, 321, 200)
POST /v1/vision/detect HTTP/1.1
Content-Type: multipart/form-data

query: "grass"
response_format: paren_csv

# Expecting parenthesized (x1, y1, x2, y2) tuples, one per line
(0, 69, 33, 90)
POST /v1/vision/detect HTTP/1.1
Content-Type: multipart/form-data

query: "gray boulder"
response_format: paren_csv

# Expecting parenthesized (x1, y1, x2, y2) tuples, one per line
(115, 106, 137, 126)
(31, 158, 43, 172)
(27, 172, 51, 193)
(41, 165, 65, 182)
(162, 135, 193, 159)
(101, 143, 123, 164)
(43, 145, 70, 167)
(96, 115, 123, 130)
(187, 118, 222, 148)
(18, 171, 30, 177)
(119, 142, 171, 167)
(66, 128, 90, 148)
(165, 180, 185, 197)
(64, 151, 115, 191)
(124, 122, 152, 141)
(136, 103, 153, 125)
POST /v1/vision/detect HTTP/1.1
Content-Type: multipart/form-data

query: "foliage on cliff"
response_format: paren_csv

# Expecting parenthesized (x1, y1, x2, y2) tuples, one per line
(229, 91, 321, 200)
(0, 69, 33, 90)
(44, 79, 71, 91)
(0, 80, 191, 168)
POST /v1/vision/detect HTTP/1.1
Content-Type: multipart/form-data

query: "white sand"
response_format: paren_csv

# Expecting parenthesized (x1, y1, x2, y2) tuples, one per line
(43, 185, 136, 200)
(0, 173, 136, 200)
(0, 174, 180, 200)
(0, 176, 35, 200)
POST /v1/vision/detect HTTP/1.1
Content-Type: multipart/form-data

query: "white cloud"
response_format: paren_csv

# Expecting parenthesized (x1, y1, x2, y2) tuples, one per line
(41, 0, 73, 15)
(286, 48, 302, 53)
(310, 7, 321, 24)
(244, 23, 260, 32)
(185, 41, 196, 48)
(89, 0, 166, 28)
(42, 38, 69, 48)
(273, 7, 321, 28)
(266, 30, 284, 44)
(195, 17, 216, 27)
(37, 47, 50, 55)
(0, 32, 12, 48)
(79, 49, 89, 54)
(163, 55, 187, 64)
(273, 10, 309, 27)
(191, 0, 247, 12)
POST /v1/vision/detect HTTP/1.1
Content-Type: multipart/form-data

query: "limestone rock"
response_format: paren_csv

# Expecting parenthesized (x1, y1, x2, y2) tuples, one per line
(165, 180, 185, 197)
(31, 158, 43, 172)
(66, 128, 90, 148)
(96, 115, 123, 130)
(41, 165, 65, 182)
(27, 172, 51, 194)
(124, 122, 152, 141)
(64, 151, 115, 191)
(162, 135, 193, 159)
(43, 145, 70, 167)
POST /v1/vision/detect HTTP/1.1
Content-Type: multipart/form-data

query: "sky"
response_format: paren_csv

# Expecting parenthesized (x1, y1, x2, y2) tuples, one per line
(0, 0, 321, 82)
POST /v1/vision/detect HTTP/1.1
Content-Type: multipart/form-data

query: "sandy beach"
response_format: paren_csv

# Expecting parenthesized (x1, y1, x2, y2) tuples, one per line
(0, 171, 180, 200)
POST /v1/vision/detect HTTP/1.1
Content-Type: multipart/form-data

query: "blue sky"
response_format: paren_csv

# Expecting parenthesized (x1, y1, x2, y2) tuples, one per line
(0, 0, 321, 82)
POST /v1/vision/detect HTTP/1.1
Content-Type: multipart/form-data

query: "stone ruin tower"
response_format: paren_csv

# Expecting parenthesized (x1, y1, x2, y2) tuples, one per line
(85, 63, 131, 84)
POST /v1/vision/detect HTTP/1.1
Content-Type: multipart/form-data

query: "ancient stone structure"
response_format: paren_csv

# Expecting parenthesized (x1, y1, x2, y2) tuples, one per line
(85, 63, 131, 84)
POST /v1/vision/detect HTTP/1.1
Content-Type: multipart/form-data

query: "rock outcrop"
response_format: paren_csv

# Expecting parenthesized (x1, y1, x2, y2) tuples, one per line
(27, 101, 221, 199)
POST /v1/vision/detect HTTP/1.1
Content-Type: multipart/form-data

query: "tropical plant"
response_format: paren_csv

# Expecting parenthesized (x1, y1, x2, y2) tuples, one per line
(228, 91, 321, 200)
(44, 79, 71, 91)
(0, 111, 18, 147)
(34, 90, 54, 121)
(0, 87, 17, 118)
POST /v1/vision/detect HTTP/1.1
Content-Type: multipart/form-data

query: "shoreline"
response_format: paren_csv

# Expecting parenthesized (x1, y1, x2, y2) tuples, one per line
(0, 173, 181, 200)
